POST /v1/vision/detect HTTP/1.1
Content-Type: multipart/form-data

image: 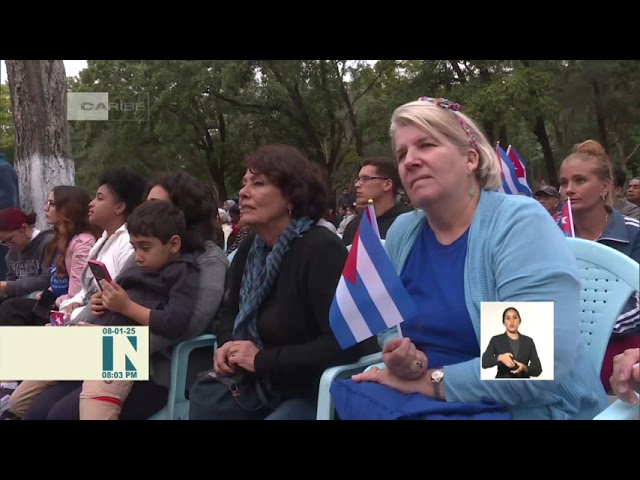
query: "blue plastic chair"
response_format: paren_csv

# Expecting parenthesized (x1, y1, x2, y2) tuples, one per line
(148, 334, 216, 420)
(565, 237, 639, 419)
(316, 351, 383, 420)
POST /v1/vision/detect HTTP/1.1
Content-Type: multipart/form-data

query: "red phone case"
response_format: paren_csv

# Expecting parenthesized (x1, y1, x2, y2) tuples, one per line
(88, 259, 112, 287)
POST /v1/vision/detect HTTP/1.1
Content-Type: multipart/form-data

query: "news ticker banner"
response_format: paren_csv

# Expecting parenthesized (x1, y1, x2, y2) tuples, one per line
(0, 326, 149, 381)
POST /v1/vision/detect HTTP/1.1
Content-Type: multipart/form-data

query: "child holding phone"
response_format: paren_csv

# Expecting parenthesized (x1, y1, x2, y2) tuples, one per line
(9, 201, 200, 420)
(87, 260, 112, 287)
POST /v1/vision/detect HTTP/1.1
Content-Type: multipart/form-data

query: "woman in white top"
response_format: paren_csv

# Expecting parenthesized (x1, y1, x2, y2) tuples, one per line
(62, 168, 147, 322)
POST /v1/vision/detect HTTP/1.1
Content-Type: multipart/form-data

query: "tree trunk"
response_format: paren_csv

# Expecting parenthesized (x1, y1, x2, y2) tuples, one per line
(591, 79, 610, 153)
(498, 126, 509, 150)
(5, 60, 74, 230)
(533, 116, 558, 187)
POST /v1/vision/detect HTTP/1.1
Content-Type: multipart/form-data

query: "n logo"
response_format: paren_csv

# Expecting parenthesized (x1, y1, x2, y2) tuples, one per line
(102, 335, 139, 373)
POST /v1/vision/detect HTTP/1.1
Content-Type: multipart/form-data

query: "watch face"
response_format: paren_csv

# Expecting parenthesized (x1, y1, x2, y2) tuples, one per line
(431, 369, 444, 382)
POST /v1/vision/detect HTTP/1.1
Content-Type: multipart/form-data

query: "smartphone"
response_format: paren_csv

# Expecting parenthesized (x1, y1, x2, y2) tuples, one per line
(32, 289, 59, 320)
(88, 260, 112, 290)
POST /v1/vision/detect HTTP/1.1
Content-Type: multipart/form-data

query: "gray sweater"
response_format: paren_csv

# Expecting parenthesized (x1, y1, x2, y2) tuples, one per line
(4, 229, 54, 297)
(149, 241, 228, 387)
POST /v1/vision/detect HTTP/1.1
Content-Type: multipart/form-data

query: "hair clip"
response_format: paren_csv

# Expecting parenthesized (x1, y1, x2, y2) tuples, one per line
(417, 96, 478, 152)
(418, 96, 464, 112)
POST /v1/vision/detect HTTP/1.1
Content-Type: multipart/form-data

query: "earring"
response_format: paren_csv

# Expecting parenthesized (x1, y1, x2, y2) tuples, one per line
(469, 187, 476, 197)
(601, 194, 606, 202)
(116, 211, 120, 216)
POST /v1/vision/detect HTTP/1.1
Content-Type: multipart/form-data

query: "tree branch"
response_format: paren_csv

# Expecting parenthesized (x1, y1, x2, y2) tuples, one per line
(212, 92, 280, 113)
(626, 144, 640, 161)
(352, 61, 397, 105)
(448, 60, 467, 83)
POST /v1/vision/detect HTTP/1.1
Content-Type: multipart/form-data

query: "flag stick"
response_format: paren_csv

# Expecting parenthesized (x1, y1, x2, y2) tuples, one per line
(368, 197, 402, 338)
(567, 197, 575, 237)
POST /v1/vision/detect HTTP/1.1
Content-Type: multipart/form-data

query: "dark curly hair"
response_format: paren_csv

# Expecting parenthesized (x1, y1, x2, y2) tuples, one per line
(146, 171, 220, 253)
(98, 167, 147, 218)
(244, 144, 328, 222)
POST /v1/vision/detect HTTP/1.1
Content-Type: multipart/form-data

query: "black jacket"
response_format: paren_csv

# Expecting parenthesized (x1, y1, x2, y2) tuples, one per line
(215, 227, 379, 400)
(481, 332, 542, 378)
(341, 202, 412, 246)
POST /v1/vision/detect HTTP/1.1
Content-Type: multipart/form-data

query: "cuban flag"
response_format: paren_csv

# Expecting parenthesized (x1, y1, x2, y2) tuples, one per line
(506, 145, 533, 196)
(559, 198, 575, 237)
(496, 145, 531, 196)
(329, 204, 418, 349)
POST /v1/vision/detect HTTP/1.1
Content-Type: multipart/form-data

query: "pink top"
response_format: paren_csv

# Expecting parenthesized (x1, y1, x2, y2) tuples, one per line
(54, 232, 97, 307)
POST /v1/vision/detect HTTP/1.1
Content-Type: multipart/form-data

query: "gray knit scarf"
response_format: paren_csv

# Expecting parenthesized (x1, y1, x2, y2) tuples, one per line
(233, 216, 316, 348)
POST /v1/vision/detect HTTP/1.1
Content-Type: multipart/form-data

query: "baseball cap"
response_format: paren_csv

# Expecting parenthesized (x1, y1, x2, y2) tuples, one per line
(534, 185, 559, 198)
(0, 209, 31, 231)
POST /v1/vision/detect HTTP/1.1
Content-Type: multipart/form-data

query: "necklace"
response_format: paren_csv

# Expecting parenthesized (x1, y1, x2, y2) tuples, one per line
(576, 211, 609, 241)
(596, 212, 609, 240)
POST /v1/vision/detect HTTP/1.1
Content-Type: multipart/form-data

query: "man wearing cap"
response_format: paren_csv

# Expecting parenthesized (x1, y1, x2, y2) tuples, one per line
(0, 153, 20, 281)
(534, 185, 561, 222)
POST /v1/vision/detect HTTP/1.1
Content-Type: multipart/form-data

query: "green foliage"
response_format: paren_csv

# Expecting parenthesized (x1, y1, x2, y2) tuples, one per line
(63, 59, 640, 193)
(0, 83, 15, 162)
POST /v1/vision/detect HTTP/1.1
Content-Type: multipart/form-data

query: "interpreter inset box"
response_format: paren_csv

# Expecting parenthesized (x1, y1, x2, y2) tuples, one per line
(480, 302, 554, 381)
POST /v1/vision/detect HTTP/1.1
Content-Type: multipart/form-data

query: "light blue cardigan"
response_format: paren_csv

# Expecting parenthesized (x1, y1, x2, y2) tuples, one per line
(381, 190, 609, 420)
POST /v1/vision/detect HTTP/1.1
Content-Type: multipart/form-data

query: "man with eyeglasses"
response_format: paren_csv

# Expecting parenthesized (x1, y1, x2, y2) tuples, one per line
(0, 152, 20, 281)
(341, 157, 412, 247)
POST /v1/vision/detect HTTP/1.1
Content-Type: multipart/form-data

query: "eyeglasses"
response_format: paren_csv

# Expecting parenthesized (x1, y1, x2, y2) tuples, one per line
(44, 200, 56, 210)
(354, 175, 389, 185)
(0, 231, 18, 247)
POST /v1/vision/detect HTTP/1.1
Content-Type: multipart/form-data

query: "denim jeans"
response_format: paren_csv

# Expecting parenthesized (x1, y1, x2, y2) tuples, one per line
(264, 398, 316, 420)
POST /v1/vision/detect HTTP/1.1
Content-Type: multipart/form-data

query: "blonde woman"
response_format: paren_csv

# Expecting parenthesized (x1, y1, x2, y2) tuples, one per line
(332, 97, 608, 420)
(558, 140, 640, 392)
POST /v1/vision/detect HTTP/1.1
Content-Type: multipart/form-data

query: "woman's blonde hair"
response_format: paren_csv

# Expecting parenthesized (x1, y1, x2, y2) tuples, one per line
(389, 100, 502, 191)
(561, 139, 614, 206)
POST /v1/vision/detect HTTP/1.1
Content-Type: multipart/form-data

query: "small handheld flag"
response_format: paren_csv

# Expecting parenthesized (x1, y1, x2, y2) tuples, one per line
(506, 145, 533, 196)
(496, 145, 531, 196)
(329, 202, 418, 349)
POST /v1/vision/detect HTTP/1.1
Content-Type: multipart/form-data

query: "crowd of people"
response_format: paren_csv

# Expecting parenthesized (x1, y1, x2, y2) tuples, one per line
(0, 94, 638, 420)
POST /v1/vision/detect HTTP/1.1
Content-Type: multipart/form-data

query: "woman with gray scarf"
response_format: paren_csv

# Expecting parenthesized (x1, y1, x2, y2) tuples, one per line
(190, 144, 378, 420)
